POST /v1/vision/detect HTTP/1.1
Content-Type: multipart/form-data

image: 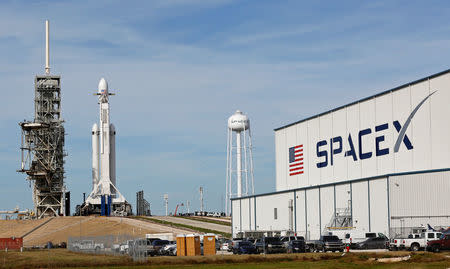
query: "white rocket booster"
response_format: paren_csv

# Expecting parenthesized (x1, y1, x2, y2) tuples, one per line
(86, 78, 126, 205)
(92, 123, 99, 188)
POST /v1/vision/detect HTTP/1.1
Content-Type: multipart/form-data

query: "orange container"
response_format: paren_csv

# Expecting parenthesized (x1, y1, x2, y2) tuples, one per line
(186, 234, 201, 256)
(203, 234, 216, 256)
(176, 234, 186, 256)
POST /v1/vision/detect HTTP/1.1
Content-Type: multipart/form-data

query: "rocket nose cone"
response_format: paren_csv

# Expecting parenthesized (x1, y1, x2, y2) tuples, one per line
(98, 78, 108, 94)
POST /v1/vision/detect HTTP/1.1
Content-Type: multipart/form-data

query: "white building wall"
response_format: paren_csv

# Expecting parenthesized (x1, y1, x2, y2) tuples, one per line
(351, 181, 370, 233)
(389, 171, 450, 228)
(369, 178, 389, 235)
(430, 75, 450, 167)
(275, 71, 450, 191)
(307, 119, 320, 187)
(240, 198, 250, 231)
(249, 197, 255, 231)
(320, 186, 335, 231)
(275, 129, 287, 191)
(335, 184, 351, 211)
(375, 93, 394, 174)
(306, 188, 320, 240)
(232, 171, 448, 239)
(232, 199, 241, 234)
(295, 190, 306, 236)
(332, 109, 347, 182)
(254, 193, 291, 231)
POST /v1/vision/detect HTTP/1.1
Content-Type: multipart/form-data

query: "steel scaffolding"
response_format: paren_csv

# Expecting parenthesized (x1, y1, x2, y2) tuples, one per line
(18, 75, 67, 218)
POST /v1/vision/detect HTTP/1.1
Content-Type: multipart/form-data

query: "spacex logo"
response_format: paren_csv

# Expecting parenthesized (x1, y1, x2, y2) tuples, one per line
(315, 91, 436, 168)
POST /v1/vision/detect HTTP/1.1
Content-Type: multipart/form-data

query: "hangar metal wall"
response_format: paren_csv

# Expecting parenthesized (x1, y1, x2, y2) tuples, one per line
(232, 170, 450, 239)
(275, 71, 450, 191)
(389, 170, 450, 229)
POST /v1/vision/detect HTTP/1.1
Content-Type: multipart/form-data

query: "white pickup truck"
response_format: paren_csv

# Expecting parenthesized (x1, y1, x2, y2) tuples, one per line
(390, 232, 442, 251)
(72, 240, 105, 253)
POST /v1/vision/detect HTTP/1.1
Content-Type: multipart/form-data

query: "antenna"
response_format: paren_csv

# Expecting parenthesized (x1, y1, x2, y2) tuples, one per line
(45, 20, 50, 75)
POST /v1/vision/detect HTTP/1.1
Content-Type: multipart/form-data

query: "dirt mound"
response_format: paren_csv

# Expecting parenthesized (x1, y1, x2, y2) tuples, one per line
(1, 216, 193, 247)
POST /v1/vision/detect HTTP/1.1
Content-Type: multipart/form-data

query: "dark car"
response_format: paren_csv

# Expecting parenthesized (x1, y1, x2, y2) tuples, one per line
(286, 240, 306, 253)
(314, 235, 344, 252)
(356, 237, 389, 249)
(147, 240, 169, 256)
(232, 241, 257, 254)
(427, 233, 450, 252)
(255, 237, 284, 254)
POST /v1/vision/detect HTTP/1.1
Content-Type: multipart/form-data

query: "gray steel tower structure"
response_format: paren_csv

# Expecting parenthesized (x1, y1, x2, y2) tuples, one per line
(18, 21, 67, 218)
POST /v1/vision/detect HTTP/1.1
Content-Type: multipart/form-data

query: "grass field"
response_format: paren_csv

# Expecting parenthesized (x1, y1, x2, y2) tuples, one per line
(0, 249, 449, 268)
(176, 216, 232, 227)
(134, 216, 232, 238)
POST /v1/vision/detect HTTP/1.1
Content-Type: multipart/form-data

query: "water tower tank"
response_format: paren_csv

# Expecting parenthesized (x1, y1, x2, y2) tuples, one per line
(228, 110, 249, 131)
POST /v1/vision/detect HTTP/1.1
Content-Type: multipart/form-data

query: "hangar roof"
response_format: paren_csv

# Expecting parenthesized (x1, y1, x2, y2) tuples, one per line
(274, 68, 450, 131)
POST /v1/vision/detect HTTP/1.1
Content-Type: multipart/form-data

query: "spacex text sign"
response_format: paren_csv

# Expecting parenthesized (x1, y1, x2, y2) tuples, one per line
(275, 72, 450, 191)
(315, 92, 435, 169)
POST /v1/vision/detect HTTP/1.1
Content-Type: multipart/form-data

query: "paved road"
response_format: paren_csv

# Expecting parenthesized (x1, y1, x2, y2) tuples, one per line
(150, 216, 231, 234)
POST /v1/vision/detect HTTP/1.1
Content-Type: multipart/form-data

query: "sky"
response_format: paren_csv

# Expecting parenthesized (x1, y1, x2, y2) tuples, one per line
(0, 0, 449, 216)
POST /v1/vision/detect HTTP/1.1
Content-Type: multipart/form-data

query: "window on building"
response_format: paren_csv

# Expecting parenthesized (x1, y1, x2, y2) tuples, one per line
(274, 208, 278, 220)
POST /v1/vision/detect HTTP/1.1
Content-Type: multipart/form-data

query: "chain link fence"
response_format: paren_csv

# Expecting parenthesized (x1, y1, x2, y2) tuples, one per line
(68, 235, 176, 262)
(68, 235, 137, 256)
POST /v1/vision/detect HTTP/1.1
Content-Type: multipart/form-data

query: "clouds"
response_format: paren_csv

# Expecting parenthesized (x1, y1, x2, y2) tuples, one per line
(0, 1, 449, 215)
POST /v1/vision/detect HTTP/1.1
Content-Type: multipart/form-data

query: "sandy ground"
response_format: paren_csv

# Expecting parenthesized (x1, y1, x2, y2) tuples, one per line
(150, 216, 231, 234)
(0, 216, 195, 247)
(0, 218, 48, 237)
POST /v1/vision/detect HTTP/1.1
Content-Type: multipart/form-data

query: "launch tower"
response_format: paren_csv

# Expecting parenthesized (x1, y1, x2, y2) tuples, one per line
(18, 21, 69, 218)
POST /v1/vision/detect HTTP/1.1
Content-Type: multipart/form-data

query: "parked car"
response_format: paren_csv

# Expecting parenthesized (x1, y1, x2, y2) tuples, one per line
(160, 242, 177, 256)
(232, 241, 257, 254)
(280, 236, 305, 251)
(390, 232, 442, 251)
(309, 235, 344, 252)
(356, 236, 389, 249)
(427, 233, 450, 252)
(255, 237, 284, 254)
(286, 240, 306, 253)
(220, 239, 232, 251)
(230, 238, 243, 252)
(147, 240, 170, 256)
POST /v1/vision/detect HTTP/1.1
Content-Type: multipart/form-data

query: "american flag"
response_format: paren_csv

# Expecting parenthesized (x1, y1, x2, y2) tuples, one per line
(289, 144, 304, 176)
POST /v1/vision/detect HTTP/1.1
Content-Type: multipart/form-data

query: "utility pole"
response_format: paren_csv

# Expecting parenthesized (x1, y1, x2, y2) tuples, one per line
(199, 187, 204, 213)
(164, 194, 168, 216)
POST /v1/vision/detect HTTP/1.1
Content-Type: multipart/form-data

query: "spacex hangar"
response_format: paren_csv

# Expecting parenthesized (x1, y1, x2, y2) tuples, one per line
(231, 69, 450, 240)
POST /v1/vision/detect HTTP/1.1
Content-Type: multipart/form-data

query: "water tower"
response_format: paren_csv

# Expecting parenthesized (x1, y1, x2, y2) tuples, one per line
(226, 110, 255, 215)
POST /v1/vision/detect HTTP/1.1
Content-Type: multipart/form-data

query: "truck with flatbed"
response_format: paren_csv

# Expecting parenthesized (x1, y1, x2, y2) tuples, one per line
(390, 232, 442, 251)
